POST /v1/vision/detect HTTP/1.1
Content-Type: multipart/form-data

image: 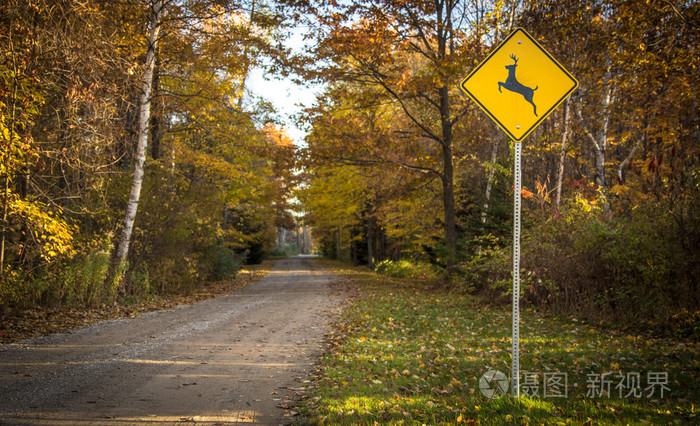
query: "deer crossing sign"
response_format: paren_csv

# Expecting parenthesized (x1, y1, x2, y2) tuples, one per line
(460, 28, 578, 142)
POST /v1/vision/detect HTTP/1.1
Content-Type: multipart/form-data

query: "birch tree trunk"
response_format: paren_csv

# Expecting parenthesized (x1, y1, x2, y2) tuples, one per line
(481, 136, 500, 226)
(617, 111, 654, 184)
(112, 0, 164, 290)
(555, 97, 571, 208)
(617, 134, 644, 184)
(578, 68, 614, 213)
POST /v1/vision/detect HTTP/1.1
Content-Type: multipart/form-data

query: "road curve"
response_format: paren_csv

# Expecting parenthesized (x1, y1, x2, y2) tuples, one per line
(0, 256, 342, 425)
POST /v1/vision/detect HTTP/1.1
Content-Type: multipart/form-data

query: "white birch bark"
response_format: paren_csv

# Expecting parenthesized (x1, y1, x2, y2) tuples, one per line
(555, 97, 571, 208)
(577, 68, 614, 212)
(617, 134, 644, 184)
(480, 136, 499, 226)
(113, 0, 164, 285)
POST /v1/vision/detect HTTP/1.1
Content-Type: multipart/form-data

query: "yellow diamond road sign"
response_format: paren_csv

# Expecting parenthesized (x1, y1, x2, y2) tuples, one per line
(460, 28, 578, 142)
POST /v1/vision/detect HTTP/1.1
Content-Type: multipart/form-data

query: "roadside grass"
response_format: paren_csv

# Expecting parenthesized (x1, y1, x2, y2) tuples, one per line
(303, 260, 699, 424)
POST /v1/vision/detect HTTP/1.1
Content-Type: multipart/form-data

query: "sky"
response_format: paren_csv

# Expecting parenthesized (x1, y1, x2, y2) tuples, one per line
(246, 27, 323, 146)
(247, 67, 320, 146)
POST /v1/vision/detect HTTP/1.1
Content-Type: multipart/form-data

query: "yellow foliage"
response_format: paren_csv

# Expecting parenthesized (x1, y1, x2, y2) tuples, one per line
(10, 198, 76, 261)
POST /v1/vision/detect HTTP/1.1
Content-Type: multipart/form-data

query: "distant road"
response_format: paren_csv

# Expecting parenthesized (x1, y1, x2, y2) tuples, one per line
(0, 256, 343, 425)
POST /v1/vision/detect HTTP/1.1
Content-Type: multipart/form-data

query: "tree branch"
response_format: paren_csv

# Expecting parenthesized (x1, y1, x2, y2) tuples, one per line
(617, 134, 645, 183)
(576, 105, 601, 152)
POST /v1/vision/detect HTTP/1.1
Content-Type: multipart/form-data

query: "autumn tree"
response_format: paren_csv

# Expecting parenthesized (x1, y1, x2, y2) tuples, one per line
(299, 0, 487, 263)
(0, 0, 298, 306)
(110, 0, 291, 290)
(111, 0, 165, 291)
(465, 0, 700, 325)
(1, 0, 138, 301)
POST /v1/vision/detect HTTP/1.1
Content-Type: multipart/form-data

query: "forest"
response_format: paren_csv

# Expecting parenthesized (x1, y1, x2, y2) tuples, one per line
(1, 0, 298, 310)
(1, 0, 698, 334)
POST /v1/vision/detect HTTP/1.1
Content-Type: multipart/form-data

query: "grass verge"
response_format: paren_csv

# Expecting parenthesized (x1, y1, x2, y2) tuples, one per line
(302, 260, 699, 425)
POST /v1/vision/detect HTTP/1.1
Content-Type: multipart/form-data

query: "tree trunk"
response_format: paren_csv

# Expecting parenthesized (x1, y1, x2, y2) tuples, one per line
(440, 124, 457, 260)
(595, 69, 613, 211)
(437, 0, 457, 264)
(0, 176, 8, 277)
(578, 74, 613, 213)
(439, 84, 456, 262)
(475, 134, 499, 256)
(111, 0, 164, 291)
(481, 135, 500, 226)
(296, 225, 301, 253)
(150, 54, 163, 160)
(335, 228, 341, 260)
(367, 204, 375, 269)
(593, 146, 606, 189)
(555, 97, 571, 208)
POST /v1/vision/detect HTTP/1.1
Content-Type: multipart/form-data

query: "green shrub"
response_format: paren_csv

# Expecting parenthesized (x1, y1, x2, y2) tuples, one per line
(374, 259, 444, 280)
(456, 244, 512, 298)
(0, 243, 113, 309)
(125, 262, 151, 299)
(465, 193, 700, 334)
(202, 243, 241, 281)
(267, 247, 288, 258)
(141, 253, 197, 295)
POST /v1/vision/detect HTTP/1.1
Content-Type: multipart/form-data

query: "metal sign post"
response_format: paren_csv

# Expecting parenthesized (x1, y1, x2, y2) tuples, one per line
(459, 27, 578, 399)
(512, 141, 522, 398)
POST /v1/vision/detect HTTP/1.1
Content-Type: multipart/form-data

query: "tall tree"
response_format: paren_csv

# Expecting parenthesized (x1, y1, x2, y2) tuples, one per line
(304, 0, 476, 262)
(112, 0, 165, 289)
(1, 0, 133, 280)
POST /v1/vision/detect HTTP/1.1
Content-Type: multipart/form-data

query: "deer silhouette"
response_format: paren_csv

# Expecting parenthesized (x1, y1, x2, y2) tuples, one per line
(498, 54, 538, 116)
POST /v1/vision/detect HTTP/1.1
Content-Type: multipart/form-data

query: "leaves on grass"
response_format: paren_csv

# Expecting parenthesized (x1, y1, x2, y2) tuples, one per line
(302, 261, 700, 424)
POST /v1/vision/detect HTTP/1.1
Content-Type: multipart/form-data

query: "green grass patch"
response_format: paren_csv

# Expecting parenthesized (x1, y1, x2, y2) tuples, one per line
(303, 260, 699, 424)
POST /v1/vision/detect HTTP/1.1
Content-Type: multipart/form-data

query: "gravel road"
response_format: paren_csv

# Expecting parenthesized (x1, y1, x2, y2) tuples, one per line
(0, 256, 343, 425)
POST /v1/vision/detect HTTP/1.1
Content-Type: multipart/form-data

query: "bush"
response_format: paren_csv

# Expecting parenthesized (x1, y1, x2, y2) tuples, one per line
(455, 243, 512, 297)
(202, 243, 241, 281)
(146, 256, 199, 295)
(60, 247, 113, 306)
(124, 261, 151, 299)
(0, 243, 113, 309)
(466, 193, 700, 334)
(374, 259, 444, 280)
(267, 247, 288, 258)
